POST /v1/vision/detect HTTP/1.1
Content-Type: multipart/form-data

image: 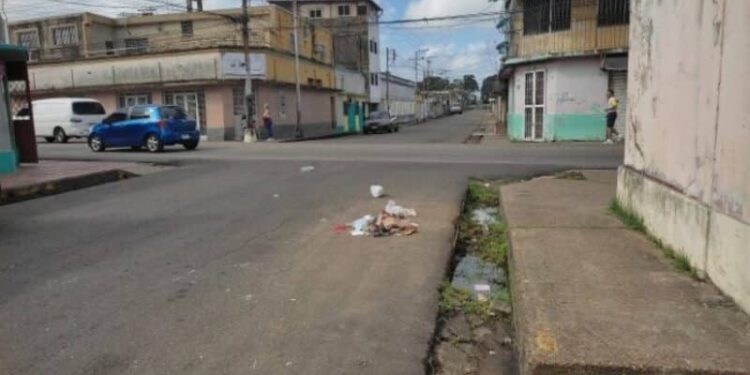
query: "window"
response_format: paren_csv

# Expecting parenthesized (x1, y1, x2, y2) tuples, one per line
(119, 93, 151, 108)
(181, 21, 194, 37)
(16, 30, 40, 49)
(104, 112, 128, 124)
(370, 73, 378, 86)
(160, 106, 188, 120)
(314, 44, 326, 61)
(72, 102, 106, 115)
(357, 5, 367, 15)
(129, 106, 151, 120)
(105, 41, 114, 55)
(289, 32, 296, 53)
(369, 40, 378, 54)
(523, 0, 571, 35)
(598, 0, 630, 26)
(309, 9, 322, 18)
(52, 25, 78, 46)
(125, 38, 149, 54)
(279, 93, 287, 116)
(338, 5, 350, 16)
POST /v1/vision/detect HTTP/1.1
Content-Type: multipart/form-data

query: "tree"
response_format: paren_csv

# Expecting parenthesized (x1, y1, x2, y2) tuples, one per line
(481, 74, 500, 103)
(463, 75, 479, 92)
(420, 76, 450, 91)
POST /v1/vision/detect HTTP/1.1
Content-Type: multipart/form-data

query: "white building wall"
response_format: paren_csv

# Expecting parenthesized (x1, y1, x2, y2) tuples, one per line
(618, 0, 750, 314)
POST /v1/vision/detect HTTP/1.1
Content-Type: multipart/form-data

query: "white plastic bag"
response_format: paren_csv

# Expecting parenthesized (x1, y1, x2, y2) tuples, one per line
(350, 215, 374, 236)
(370, 185, 384, 198)
(384, 200, 417, 218)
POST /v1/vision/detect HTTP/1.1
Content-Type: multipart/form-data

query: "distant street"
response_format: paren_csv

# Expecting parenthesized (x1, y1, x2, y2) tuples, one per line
(0, 111, 623, 374)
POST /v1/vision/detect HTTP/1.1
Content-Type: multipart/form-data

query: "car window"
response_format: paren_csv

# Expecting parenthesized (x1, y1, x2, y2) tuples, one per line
(72, 102, 106, 115)
(160, 106, 188, 120)
(105, 112, 128, 124)
(129, 106, 151, 120)
(369, 111, 389, 120)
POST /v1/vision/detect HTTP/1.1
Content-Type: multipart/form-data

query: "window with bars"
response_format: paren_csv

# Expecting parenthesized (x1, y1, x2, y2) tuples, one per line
(52, 25, 78, 46)
(16, 30, 40, 49)
(523, 0, 571, 35)
(125, 38, 149, 54)
(338, 5, 350, 16)
(598, 0, 630, 26)
(181, 21, 194, 37)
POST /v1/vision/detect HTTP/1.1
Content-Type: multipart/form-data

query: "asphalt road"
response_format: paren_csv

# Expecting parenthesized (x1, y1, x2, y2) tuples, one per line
(1, 111, 623, 374)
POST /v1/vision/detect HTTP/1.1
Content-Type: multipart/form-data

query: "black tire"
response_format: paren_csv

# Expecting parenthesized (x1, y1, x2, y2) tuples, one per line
(395, 126, 400, 133)
(145, 134, 164, 153)
(363, 129, 370, 135)
(44, 137, 55, 143)
(182, 139, 199, 150)
(54, 128, 68, 143)
(88, 135, 105, 152)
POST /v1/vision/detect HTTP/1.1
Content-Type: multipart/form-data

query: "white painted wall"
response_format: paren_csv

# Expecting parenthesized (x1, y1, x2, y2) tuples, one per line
(620, 0, 750, 314)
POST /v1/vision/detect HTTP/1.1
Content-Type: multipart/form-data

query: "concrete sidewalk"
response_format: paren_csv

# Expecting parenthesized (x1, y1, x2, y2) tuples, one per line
(501, 170, 750, 374)
(0, 160, 163, 204)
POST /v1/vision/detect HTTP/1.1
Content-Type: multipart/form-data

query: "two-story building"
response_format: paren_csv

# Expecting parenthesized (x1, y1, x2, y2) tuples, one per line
(500, 0, 629, 142)
(270, 0, 383, 112)
(9, 5, 339, 141)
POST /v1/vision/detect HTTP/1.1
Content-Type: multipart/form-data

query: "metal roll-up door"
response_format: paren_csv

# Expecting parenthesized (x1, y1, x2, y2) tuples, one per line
(608, 71, 628, 135)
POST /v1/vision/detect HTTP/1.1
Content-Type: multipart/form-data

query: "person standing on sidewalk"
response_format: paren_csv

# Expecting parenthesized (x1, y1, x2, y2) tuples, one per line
(262, 104, 274, 141)
(604, 89, 621, 144)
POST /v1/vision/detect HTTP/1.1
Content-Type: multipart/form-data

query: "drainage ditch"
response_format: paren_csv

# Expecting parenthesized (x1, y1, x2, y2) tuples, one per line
(424, 179, 517, 375)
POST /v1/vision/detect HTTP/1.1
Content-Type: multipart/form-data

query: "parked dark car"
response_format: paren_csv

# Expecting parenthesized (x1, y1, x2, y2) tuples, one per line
(364, 111, 399, 134)
(88, 105, 200, 153)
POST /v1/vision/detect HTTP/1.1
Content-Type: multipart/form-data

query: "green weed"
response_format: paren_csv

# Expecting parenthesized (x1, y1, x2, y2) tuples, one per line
(608, 199, 646, 232)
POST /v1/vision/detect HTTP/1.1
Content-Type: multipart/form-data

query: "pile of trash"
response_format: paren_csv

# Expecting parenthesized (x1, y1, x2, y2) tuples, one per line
(349, 200, 419, 237)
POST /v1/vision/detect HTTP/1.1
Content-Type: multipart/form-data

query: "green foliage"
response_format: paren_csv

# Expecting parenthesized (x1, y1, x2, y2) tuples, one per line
(479, 222, 508, 267)
(463, 74, 480, 92)
(466, 180, 499, 208)
(608, 199, 646, 232)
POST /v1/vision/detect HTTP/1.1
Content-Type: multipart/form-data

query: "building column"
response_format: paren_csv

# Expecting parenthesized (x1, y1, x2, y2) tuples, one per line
(204, 85, 235, 141)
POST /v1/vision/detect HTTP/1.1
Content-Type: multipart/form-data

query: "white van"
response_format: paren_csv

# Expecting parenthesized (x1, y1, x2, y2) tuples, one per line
(31, 98, 107, 143)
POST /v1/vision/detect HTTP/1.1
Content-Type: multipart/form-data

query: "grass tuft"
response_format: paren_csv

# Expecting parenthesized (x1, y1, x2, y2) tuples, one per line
(609, 199, 646, 232)
(609, 198, 701, 280)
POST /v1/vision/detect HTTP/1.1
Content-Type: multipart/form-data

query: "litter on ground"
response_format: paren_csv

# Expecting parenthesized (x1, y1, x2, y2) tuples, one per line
(471, 207, 499, 230)
(345, 201, 419, 237)
(370, 185, 385, 198)
(300, 166, 315, 173)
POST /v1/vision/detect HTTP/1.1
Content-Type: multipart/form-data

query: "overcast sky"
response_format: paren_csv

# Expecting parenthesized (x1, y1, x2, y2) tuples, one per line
(4, 0, 503, 82)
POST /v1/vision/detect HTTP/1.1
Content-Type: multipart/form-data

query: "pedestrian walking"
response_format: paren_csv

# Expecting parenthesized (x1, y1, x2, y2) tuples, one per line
(604, 89, 621, 144)
(262, 104, 274, 141)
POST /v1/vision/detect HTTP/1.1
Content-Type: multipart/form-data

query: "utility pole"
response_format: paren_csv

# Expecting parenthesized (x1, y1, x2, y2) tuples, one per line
(186, 0, 192, 12)
(241, 0, 257, 143)
(292, 0, 303, 138)
(0, 0, 8, 44)
(196, 0, 203, 11)
(386, 47, 390, 114)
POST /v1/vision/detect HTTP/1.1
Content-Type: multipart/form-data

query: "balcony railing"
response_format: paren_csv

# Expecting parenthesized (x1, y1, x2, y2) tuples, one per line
(502, 1, 629, 60)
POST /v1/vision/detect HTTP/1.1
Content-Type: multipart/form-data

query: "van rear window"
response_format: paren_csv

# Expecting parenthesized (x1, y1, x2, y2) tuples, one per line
(72, 102, 106, 115)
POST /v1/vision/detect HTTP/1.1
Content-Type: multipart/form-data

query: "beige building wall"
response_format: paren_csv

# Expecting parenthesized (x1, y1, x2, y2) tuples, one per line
(618, 0, 750, 314)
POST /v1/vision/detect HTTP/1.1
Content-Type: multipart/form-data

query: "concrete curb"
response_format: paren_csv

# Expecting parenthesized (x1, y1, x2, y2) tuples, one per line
(0, 169, 137, 205)
(276, 131, 360, 143)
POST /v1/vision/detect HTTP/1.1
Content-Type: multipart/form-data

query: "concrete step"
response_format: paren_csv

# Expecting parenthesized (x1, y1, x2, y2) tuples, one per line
(500, 171, 750, 374)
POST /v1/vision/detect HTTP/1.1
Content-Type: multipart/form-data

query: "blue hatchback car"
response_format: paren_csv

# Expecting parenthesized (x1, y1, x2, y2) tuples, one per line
(88, 105, 200, 153)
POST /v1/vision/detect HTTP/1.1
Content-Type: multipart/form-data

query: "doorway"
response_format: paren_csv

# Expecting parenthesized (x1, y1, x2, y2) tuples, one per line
(523, 71, 545, 140)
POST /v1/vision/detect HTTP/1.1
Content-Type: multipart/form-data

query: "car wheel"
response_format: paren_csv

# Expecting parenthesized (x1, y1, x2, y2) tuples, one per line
(44, 137, 55, 143)
(54, 128, 68, 143)
(88, 135, 105, 152)
(395, 126, 400, 133)
(145, 134, 164, 153)
(363, 129, 370, 135)
(182, 139, 199, 150)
